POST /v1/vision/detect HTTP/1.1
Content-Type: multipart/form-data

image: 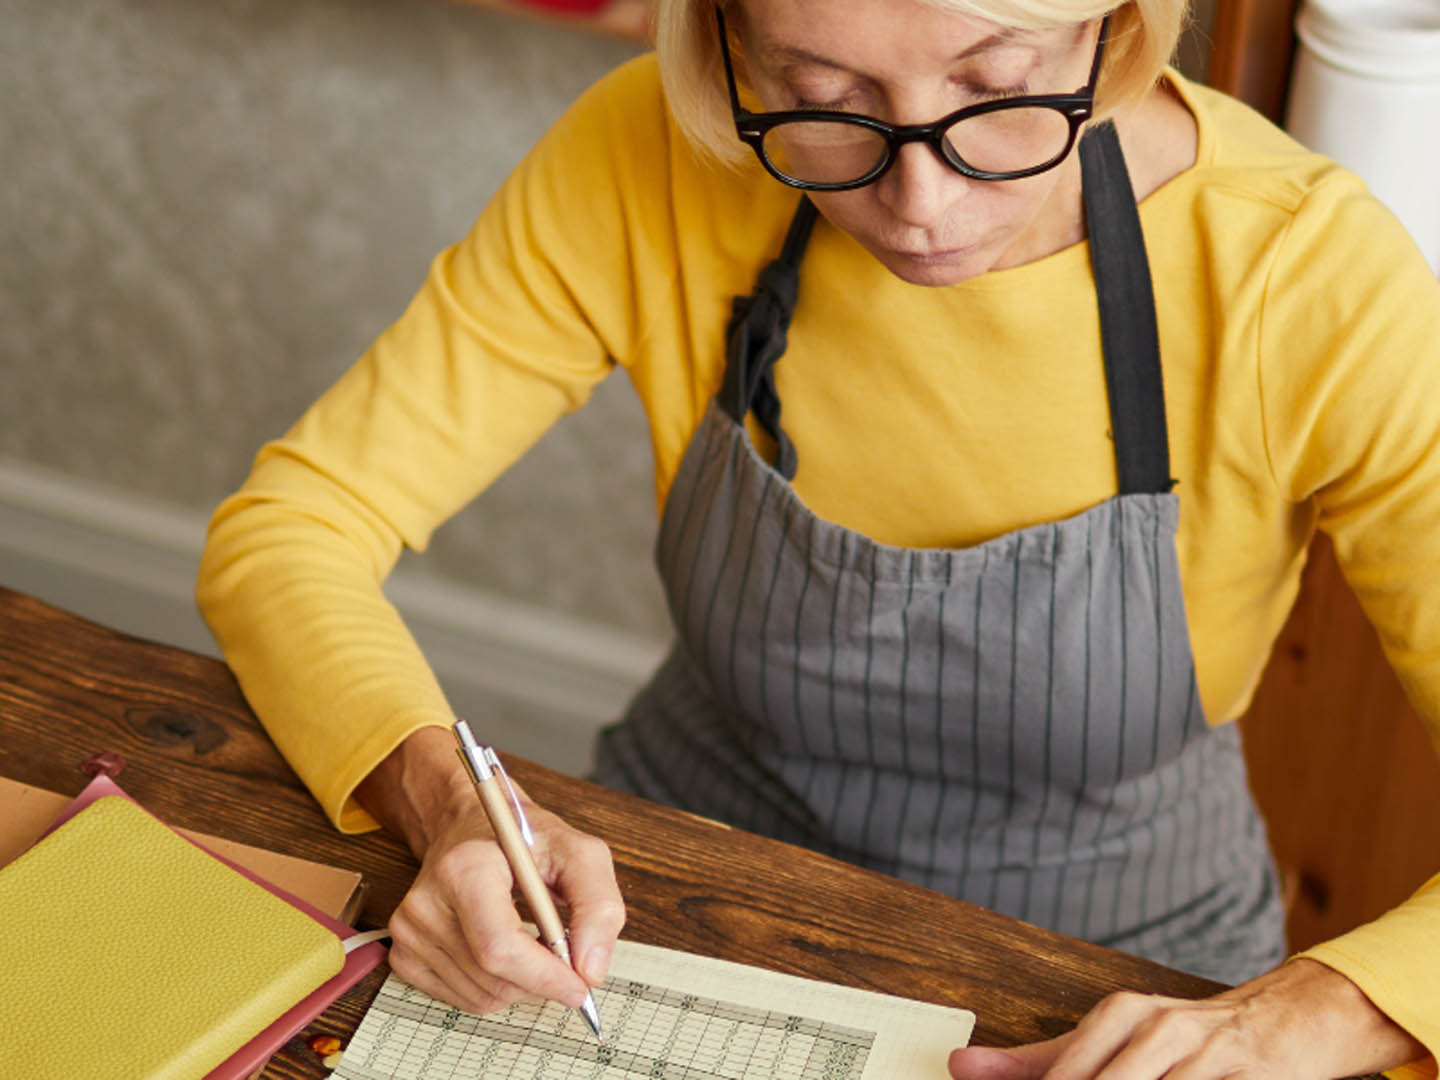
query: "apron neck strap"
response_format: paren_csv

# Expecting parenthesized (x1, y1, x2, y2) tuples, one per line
(1080, 121, 1175, 495)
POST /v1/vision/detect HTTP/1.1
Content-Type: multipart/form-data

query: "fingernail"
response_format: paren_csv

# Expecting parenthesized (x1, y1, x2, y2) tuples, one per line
(582, 945, 612, 984)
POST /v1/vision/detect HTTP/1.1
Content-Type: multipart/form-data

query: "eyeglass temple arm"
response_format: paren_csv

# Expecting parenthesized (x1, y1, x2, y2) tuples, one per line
(716, 5, 746, 116)
(1087, 13, 1112, 90)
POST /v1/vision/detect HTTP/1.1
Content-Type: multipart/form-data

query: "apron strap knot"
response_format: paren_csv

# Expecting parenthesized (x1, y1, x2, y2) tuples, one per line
(720, 197, 819, 480)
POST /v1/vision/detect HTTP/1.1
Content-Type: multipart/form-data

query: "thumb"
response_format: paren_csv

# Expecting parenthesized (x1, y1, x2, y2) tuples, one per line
(948, 1035, 1068, 1079)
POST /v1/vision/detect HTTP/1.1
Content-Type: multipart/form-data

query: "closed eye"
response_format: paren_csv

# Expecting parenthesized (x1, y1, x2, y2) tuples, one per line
(791, 94, 861, 112)
(965, 80, 1032, 101)
(796, 81, 1035, 115)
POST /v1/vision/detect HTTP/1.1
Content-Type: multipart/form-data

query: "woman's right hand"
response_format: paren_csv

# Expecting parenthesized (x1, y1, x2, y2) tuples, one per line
(355, 725, 627, 1015)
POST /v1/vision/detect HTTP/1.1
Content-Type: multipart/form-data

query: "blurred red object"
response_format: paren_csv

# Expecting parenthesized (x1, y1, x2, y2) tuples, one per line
(80, 751, 127, 778)
(516, 0, 613, 13)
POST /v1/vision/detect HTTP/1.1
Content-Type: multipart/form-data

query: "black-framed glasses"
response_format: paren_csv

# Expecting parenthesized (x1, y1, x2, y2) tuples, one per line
(717, 5, 1109, 191)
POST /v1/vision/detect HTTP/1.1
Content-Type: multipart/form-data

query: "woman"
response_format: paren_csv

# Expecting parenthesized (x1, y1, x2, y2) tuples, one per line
(197, 0, 1440, 1074)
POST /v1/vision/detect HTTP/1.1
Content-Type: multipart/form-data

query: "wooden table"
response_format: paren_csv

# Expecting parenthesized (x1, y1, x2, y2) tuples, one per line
(0, 585, 1225, 1078)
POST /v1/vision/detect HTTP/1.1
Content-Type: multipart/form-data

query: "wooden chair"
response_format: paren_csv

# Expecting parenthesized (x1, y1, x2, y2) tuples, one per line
(1209, 0, 1440, 953)
(1208, 0, 1301, 125)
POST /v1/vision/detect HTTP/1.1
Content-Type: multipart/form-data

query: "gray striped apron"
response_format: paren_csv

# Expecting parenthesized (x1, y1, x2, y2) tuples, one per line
(595, 125, 1285, 984)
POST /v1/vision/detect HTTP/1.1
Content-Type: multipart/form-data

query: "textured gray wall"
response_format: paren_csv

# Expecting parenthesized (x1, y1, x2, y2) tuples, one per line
(0, 0, 669, 636)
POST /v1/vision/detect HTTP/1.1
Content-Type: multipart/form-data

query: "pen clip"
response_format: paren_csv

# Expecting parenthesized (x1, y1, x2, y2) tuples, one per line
(484, 747, 535, 847)
(453, 719, 495, 784)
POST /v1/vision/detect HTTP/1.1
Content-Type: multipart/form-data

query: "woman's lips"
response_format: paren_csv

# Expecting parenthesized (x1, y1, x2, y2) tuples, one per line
(888, 245, 975, 265)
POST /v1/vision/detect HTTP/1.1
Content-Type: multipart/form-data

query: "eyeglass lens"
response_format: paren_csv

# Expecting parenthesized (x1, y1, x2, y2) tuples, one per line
(761, 107, 1075, 186)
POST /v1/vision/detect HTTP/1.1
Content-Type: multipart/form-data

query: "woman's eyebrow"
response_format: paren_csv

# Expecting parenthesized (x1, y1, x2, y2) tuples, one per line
(756, 27, 1034, 71)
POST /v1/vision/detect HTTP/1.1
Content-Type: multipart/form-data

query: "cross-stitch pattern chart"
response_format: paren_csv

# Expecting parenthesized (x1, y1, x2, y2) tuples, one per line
(331, 973, 875, 1079)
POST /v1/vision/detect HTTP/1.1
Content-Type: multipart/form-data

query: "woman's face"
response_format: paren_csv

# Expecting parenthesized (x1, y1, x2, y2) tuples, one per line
(735, 0, 1103, 286)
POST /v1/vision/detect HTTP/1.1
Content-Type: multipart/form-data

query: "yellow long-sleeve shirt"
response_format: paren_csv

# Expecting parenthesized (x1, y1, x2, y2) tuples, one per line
(197, 55, 1440, 1065)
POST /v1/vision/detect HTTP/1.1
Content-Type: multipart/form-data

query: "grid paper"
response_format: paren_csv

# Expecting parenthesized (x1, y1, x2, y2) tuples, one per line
(329, 936, 974, 1080)
(332, 973, 872, 1079)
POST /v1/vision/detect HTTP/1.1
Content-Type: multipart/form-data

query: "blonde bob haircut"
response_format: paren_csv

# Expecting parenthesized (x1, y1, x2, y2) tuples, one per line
(655, 0, 1189, 168)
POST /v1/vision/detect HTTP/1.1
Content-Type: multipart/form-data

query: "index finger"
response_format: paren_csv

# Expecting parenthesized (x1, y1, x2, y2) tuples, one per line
(546, 830, 626, 986)
(449, 850, 595, 1010)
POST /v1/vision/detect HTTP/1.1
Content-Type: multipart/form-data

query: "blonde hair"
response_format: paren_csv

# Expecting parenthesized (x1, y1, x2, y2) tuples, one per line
(655, 0, 1189, 167)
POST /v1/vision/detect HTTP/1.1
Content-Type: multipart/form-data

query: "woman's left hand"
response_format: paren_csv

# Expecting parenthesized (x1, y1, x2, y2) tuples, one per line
(947, 958, 1425, 1079)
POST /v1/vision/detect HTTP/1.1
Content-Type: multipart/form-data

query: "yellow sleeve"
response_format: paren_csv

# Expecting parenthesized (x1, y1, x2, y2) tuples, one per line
(1296, 874, 1440, 1078)
(1259, 173, 1440, 1069)
(196, 58, 666, 831)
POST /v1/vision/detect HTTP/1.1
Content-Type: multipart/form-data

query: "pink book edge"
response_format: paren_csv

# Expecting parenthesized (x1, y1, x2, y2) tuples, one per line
(40, 774, 388, 1080)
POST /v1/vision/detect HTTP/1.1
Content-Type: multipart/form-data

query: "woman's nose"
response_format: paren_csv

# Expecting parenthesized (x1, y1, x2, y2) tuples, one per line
(874, 140, 964, 227)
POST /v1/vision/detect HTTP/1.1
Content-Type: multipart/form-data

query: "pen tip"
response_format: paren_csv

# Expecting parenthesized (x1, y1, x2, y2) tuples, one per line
(581, 994, 604, 1043)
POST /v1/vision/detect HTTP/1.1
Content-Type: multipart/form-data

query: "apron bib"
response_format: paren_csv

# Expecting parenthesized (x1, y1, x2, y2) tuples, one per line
(595, 125, 1285, 984)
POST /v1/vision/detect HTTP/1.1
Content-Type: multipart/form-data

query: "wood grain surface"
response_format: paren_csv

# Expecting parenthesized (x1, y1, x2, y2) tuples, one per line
(0, 585, 1225, 1079)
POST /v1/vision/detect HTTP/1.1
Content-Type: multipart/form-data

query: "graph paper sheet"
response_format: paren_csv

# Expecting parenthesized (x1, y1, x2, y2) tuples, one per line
(330, 936, 975, 1079)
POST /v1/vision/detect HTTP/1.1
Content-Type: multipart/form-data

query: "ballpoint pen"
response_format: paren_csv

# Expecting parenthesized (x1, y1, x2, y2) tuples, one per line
(452, 719, 604, 1043)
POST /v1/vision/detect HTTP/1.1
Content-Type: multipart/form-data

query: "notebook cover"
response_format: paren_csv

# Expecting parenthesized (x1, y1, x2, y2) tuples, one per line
(0, 775, 365, 920)
(6, 775, 387, 1080)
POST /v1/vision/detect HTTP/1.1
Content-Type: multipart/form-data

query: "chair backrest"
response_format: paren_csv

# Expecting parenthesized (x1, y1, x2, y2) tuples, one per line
(1207, 0, 1301, 122)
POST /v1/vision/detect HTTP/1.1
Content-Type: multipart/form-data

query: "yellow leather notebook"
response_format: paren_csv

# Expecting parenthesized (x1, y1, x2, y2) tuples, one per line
(0, 794, 345, 1079)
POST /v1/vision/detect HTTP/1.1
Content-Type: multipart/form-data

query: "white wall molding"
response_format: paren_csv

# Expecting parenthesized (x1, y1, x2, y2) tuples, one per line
(0, 459, 668, 774)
